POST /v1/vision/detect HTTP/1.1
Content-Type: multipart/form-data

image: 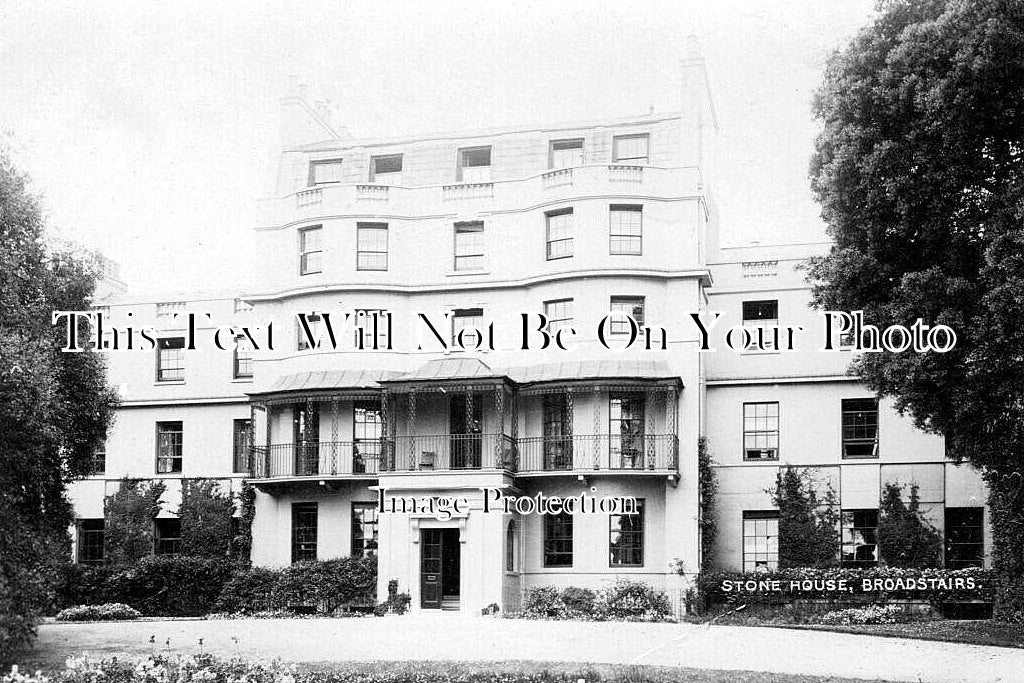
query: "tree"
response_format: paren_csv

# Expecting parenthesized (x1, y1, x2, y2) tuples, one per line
(878, 483, 943, 568)
(179, 479, 235, 558)
(0, 147, 118, 663)
(770, 467, 840, 568)
(808, 0, 1024, 620)
(697, 437, 718, 573)
(104, 480, 166, 565)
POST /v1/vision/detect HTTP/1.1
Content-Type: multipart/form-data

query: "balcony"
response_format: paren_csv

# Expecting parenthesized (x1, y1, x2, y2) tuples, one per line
(517, 434, 677, 475)
(250, 441, 382, 480)
(381, 433, 515, 472)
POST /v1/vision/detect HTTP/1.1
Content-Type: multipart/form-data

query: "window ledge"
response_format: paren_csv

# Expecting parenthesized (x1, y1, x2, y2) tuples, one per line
(231, 378, 254, 384)
(446, 270, 491, 277)
(155, 380, 186, 386)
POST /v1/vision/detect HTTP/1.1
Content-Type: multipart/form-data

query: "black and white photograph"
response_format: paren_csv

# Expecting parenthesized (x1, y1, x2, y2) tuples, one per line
(1, 1, 1023, 681)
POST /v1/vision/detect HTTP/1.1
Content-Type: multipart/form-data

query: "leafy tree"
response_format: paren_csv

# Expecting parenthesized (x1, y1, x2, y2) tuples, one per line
(104, 480, 166, 565)
(0, 146, 118, 663)
(808, 0, 1024, 619)
(878, 483, 942, 568)
(770, 467, 840, 568)
(179, 479, 236, 558)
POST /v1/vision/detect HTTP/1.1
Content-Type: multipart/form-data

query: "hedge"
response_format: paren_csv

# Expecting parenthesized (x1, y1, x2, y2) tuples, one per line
(519, 581, 673, 622)
(55, 556, 379, 617)
(699, 567, 995, 606)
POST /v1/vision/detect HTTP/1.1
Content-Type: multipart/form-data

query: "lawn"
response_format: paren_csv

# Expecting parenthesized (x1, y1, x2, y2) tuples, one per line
(773, 619, 1024, 649)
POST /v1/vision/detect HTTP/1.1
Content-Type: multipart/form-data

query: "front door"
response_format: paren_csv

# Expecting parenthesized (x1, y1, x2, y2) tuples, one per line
(420, 528, 460, 609)
(293, 403, 320, 476)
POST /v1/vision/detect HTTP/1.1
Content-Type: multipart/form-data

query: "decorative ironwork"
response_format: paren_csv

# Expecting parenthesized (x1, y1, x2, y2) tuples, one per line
(592, 386, 602, 469)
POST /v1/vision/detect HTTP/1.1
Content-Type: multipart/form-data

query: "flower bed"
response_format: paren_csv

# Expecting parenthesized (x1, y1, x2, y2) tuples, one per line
(514, 580, 674, 622)
(54, 604, 141, 622)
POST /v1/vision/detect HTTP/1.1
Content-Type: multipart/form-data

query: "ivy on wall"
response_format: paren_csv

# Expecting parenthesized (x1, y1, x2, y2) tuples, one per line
(179, 479, 236, 558)
(770, 466, 839, 569)
(104, 479, 166, 565)
(878, 482, 942, 569)
(231, 481, 256, 562)
(697, 437, 718, 573)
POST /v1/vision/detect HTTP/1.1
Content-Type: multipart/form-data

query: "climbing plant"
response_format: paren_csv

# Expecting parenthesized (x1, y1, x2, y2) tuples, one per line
(878, 482, 942, 568)
(769, 466, 840, 569)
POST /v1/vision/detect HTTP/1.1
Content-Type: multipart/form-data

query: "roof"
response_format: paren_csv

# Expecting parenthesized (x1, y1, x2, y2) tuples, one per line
(253, 369, 398, 395)
(506, 360, 679, 385)
(383, 357, 505, 384)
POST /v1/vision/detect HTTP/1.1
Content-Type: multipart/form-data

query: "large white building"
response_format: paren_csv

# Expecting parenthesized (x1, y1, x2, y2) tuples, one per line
(68, 49, 989, 614)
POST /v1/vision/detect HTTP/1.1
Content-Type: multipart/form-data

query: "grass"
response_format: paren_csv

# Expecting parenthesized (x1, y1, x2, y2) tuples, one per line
(772, 619, 1024, 649)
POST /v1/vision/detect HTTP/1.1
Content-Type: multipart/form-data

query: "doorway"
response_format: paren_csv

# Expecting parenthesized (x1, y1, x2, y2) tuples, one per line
(420, 528, 461, 610)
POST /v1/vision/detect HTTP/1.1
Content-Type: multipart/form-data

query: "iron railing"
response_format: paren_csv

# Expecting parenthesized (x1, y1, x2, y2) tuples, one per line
(381, 433, 516, 472)
(517, 434, 677, 473)
(250, 441, 382, 478)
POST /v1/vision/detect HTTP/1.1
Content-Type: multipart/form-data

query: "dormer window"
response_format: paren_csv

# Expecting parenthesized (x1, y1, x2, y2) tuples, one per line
(308, 158, 343, 186)
(458, 146, 491, 183)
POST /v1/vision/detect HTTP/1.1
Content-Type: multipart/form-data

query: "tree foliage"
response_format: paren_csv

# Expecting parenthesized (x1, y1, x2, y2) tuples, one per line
(808, 0, 1024, 619)
(179, 479, 236, 558)
(0, 146, 118, 663)
(104, 480, 166, 565)
(697, 437, 718, 573)
(770, 467, 840, 569)
(878, 483, 943, 568)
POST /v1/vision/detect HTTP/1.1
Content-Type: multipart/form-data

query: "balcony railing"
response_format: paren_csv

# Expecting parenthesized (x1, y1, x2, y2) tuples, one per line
(541, 168, 573, 189)
(248, 433, 678, 480)
(517, 434, 677, 473)
(608, 164, 643, 183)
(356, 184, 389, 201)
(296, 188, 323, 207)
(381, 433, 515, 472)
(441, 182, 494, 202)
(250, 441, 382, 479)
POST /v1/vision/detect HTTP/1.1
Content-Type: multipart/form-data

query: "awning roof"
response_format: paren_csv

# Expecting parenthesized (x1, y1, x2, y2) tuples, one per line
(250, 369, 398, 397)
(382, 357, 506, 383)
(506, 360, 677, 384)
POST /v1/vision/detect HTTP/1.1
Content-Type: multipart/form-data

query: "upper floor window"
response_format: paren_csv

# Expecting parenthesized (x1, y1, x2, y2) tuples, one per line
(545, 209, 573, 260)
(356, 222, 388, 271)
(742, 299, 779, 351)
(297, 313, 322, 351)
(370, 154, 403, 185)
(156, 337, 185, 382)
(351, 502, 379, 557)
(742, 511, 779, 571)
(91, 442, 106, 475)
(233, 418, 251, 474)
(353, 401, 384, 471)
(945, 507, 984, 569)
(353, 309, 389, 350)
(743, 402, 779, 460)
(610, 500, 644, 566)
(233, 334, 253, 379)
(308, 158, 343, 186)
(609, 205, 642, 255)
(609, 296, 645, 335)
(543, 299, 574, 336)
(457, 146, 491, 183)
(156, 421, 183, 474)
(454, 222, 484, 271)
(299, 226, 323, 275)
(452, 308, 484, 348)
(506, 521, 517, 572)
(612, 133, 649, 165)
(549, 138, 584, 169)
(842, 398, 879, 458)
(841, 509, 879, 568)
(77, 519, 104, 565)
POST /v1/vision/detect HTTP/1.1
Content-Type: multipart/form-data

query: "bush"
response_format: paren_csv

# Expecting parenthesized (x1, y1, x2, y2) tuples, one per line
(270, 557, 377, 613)
(53, 556, 236, 617)
(213, 567, 279, 614)
(520, 582, 671, 622)
(54, 604, 140, 622)
(819, 604, 904, 625)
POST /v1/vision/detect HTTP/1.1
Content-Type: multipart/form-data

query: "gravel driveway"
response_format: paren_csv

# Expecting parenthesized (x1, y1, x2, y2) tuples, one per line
(29, 615, 1024, 683)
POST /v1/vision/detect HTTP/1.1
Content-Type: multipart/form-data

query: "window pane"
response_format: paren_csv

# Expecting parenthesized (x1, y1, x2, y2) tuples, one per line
(546, 210, 574, 259)
(357, 224, 388, 271)
(613, 134, 649, 164)
(609, 296, 645, 335)
(610, 206, 642, 255)
(610, 501, 644, 566)
(743, 402, 779, 460)
(309, 159, 343, 185)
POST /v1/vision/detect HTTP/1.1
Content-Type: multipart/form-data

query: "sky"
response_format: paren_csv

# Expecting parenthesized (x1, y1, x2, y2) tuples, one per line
(0, 0, 877, 296)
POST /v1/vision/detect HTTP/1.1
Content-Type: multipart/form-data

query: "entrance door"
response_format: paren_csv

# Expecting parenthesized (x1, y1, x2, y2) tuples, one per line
(449, 393, 482, 469)
(420, 528, 460, 610)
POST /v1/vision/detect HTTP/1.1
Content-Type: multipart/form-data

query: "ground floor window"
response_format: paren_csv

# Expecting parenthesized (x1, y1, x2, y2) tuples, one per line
(544, 511, 573, 567)
(154, 518, 182, 555)
(743, 511, 779, 571)
(841, 509, 879, 568)
(610, 500, 644, 566)
(351, 502, 378, 557)
(506, 520, 517, 572)
(945, 507, 984, 568)
(77, 519, 105, 565)
(291, 502, 318, 563)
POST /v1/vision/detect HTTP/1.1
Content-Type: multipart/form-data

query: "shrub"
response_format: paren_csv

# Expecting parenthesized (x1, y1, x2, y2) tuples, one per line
(521, 582, 671, 622)
(595, 580, 673, 621)
(54, 603, 140, 622)
(178, 479, 236, 558)
(213, 567, 279, 614)
(819, 604, 904, 625)
(271, 557, 377, 613)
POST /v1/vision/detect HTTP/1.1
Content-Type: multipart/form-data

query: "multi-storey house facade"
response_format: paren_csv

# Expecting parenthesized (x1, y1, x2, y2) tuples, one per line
(67, 52, 989, 616)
